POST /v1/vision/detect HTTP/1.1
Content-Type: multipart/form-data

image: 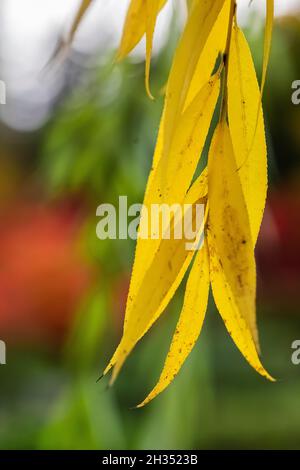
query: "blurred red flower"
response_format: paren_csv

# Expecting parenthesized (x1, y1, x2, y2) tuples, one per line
(0, 200, 93, 346)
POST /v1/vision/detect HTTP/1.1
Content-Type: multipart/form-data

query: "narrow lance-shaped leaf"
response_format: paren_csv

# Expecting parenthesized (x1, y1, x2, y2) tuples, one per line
(245, 0, 274, 174)
(45, 0, 93, 67)
(104, 167, 208, 382)
(185, 0, 230, 108)
(120, 75, 219, 336)
(261, 0, 274, 96)
(126, 0, 225, 200)
(137, 239, 210, 407)
(207, 122, 273, 380)
(228, 25, 267, 244)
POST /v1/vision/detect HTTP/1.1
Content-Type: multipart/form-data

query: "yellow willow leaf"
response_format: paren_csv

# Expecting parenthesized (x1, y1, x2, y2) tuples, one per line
(68, 0, 93, 44)
(261, 0, 274, 95)
(185, 168, 207, 205)
(45, 0, 93, 67)
(122, 75, 219, 335)
(145, 0, 160, 99)
(162, 74, 220, 202)
(104, 168, 208, 381)
(208, 122, 258, 347)
(117, 0, 167, 62)
(228, 25, 267, 243)
(162, 0, 226, 157)
(104, 0, 223, 384)
(137, 240, 210, 407)
(242, 1, 273, 167)
(185, 0, 230, 108)
(207, 123, 273, 381)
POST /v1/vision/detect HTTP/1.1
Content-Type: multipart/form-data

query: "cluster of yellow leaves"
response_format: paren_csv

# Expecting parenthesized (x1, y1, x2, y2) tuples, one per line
(68, 0, 275, 406)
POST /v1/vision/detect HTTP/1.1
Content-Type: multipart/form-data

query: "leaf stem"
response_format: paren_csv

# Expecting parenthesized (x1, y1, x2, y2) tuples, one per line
(219, 0, 236, 122)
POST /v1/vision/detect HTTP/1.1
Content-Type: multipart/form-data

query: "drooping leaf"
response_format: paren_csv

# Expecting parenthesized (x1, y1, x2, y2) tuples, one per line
(228, 25, 267, 243)
(68, 0, 93, 44)
(104, 167, 208, 382)
(101, 0, 274, 399)
(145, 0, 161, 99)
(137, 239, 210, 407)
(45, 0, 93, 67)
(184, 168, 208, 205)
(207, 123, 273, 380)
(117, 0, 167, 62)
(186, 0, 194, 15)
(261, 0, 274, 95)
